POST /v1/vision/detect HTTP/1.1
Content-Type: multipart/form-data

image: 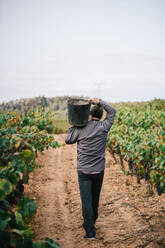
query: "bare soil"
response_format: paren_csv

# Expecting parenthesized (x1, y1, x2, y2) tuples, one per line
(24, 134, 165, 248)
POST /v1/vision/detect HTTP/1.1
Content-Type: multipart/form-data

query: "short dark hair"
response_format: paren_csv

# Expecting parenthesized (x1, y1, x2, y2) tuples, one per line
(90, 106, 103, 120)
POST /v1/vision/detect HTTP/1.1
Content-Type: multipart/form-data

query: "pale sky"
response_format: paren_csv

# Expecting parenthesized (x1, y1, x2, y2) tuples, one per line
(0, 0, 165, 103)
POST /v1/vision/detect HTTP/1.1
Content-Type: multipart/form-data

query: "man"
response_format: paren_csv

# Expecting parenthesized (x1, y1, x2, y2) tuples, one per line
(65, 98, 116, 240)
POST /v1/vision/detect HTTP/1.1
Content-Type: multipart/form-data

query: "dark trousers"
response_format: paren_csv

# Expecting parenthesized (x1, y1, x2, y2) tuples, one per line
(78, 170, 104, 235)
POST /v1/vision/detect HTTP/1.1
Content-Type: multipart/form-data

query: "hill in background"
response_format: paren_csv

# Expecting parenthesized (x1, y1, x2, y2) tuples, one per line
(1, 96, 164, 119)
(0, 96, 74, 119)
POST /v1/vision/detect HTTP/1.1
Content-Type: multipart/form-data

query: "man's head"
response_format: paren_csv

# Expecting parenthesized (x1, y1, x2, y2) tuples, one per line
(89, 105, 103, 120)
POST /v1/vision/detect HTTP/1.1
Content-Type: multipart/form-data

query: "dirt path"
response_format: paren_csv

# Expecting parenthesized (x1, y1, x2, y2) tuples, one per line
(25, 134, 165, 248)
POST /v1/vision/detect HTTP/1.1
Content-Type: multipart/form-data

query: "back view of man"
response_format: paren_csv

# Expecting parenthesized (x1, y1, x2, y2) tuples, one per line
(65, 98, 116, 239)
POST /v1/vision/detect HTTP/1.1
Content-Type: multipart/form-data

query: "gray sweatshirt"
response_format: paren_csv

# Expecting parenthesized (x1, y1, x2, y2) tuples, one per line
(65, 100, 116, 172)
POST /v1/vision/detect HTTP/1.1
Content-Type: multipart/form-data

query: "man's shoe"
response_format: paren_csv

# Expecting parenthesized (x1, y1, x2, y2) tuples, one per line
(84, 234, 95, 240)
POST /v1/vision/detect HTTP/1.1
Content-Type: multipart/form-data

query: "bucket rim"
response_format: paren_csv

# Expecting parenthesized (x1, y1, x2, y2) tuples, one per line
(67, 98, 90, 105)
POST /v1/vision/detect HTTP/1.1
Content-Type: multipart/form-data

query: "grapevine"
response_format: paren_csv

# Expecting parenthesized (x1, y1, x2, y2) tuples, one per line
(0, 110, 60, 248)
(107, 99, 165, 195)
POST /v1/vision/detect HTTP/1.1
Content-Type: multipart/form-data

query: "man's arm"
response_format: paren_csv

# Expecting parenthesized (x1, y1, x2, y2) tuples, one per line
(100, 100, 116, 132)
(65, 126, 80, 144)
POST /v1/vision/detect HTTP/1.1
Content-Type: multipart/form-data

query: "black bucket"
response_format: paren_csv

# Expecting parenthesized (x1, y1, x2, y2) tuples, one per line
(67, 98, 91, 127)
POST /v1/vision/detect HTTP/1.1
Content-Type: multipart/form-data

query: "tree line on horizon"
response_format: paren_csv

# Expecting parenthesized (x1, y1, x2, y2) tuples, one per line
(0, 96, 164, 117)
(0, 96, 69, 113)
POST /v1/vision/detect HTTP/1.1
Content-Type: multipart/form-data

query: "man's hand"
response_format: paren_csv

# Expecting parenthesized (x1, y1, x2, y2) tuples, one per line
(89, 98, 100, 105)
